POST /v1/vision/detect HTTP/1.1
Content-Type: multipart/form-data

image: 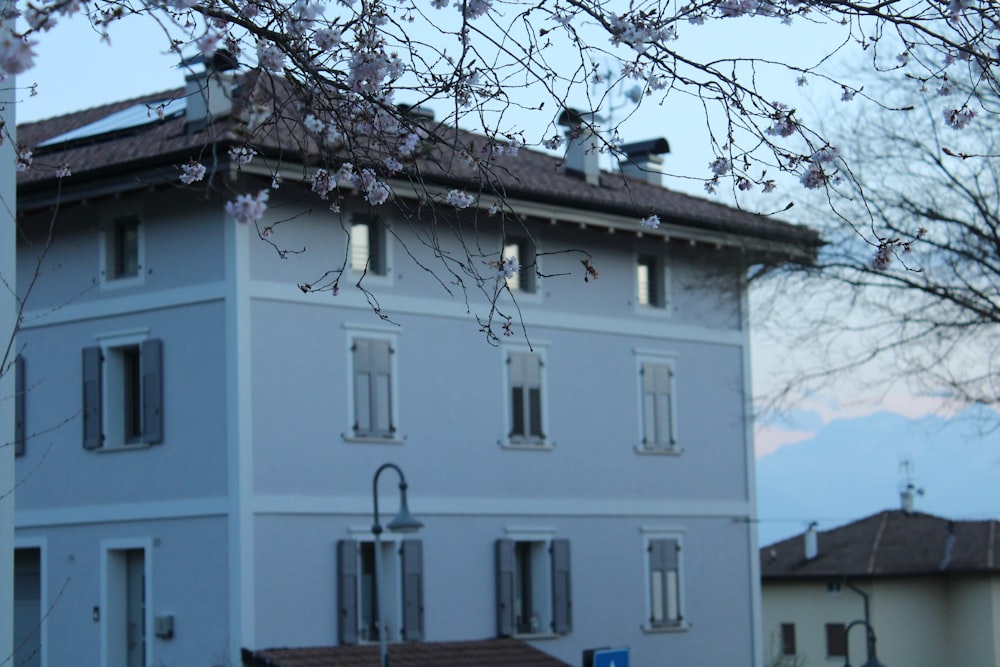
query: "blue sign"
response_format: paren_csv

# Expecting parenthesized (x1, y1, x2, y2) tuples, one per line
(593, 647, 629, 667)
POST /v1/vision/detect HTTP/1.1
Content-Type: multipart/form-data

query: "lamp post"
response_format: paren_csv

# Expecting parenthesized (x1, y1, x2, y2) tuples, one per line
(371, 463, 423, 667)
(843, 619, 888, 667)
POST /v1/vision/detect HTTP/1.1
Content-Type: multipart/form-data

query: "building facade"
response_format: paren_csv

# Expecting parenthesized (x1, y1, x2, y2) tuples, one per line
(761, 510, 1000, 667)
(12, 69, 816, 667)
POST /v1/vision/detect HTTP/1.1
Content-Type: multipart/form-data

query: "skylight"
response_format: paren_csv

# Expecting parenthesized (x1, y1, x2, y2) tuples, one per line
(38, 98, 186, 148)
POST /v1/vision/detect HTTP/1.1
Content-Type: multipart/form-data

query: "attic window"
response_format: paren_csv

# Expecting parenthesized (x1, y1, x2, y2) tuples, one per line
(37, 99, 185, 150)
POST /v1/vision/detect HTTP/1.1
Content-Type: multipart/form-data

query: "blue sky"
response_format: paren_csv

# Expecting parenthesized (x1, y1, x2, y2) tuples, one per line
(11, 8, 998, 545)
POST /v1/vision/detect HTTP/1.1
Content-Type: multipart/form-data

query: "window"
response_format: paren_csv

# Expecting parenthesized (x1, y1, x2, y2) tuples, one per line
(495, 538, 571, 637)
(83, 339, 163, 449)
(501, 239, 535, 293)
(14, 547, 42, 667)
(507, 351, 544, 445)
(780, 623, 797, 656)
(350, 337, 396, 439)
(636, 253, 666, 308)
(102, 544, 150, 667)
(646, 537, 683, 629)
(640, 362, 676, 451)
(351, 215, 388, 276)
(104, 216, 141, 282)
(826, 623, 847, 657)
(337, 539, 424, 645)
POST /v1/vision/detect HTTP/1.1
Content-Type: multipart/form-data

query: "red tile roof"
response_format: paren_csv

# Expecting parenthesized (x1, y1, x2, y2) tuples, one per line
(240, 639, 572, 667)
(16, 72, 818, 256)
(761, 510, 1000, 579)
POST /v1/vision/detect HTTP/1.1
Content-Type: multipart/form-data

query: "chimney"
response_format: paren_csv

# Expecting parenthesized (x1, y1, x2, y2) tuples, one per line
(900, 483, 917, 514)
(619, 138, 670, 185)
(184, 51, 236, 132)
(558, 107, 601, 186)
(804, 522, 818, 560)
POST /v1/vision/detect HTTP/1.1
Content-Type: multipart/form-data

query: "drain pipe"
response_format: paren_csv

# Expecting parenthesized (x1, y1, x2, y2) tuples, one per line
(844, 579, 884, 666)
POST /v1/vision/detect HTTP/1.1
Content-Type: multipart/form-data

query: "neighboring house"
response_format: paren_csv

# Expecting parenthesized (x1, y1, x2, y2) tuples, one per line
(12, 64, 817, 667)
(760, 503, 1000, 667)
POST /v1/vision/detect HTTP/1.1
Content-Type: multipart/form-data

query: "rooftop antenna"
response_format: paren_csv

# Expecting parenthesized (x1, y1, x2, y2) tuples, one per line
(898, 455, 925, 514)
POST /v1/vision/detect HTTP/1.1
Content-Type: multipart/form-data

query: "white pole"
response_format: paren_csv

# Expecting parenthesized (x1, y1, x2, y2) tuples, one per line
(0, 5, 19, 663)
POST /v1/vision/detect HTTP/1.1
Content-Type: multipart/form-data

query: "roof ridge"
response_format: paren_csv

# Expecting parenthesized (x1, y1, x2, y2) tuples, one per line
(866, 511, 890, 574)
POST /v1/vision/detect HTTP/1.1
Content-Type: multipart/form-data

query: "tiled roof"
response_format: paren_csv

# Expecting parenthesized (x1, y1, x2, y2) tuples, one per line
(240, 639, 572, 667)
(761, 510, 1000, 579)
(16, 72, 819, 254)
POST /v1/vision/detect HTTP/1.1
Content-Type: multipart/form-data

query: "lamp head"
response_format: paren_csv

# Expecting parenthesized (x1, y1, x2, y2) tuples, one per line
(386, 486, 423, 533)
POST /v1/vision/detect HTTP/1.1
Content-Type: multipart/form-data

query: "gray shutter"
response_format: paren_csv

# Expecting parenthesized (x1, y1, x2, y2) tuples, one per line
(495, 539, 515, 637)
(508, 354, 524, 438)
(641, 364, 656, 446)
(141, 339, 163, 444)
(642, 364, 674, 448)
(82, 346, 102, 450)
(353, 340, 371, 435)
(14, 355, 25, 456)
(649, 538, 680, 625)
(337, 540, 359, 645)
(371, 340, 393, 437)
(401, 539, 424, 641)
(524, 355, 543, 439)
(654, 365, 673, 446)
(550, 539, 571, 634)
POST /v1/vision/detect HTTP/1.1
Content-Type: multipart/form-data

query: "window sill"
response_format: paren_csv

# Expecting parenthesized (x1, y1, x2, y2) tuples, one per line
(633, 303, 672, 316)
(100, 274, 145, 290)
(634, 445, 683, 456)
(642, 623, 689, 634)
(343, 434, 405, 445)
(501, 440, 554, 451)
(95, 442, 153, 453)
(512, 632, 560, 641)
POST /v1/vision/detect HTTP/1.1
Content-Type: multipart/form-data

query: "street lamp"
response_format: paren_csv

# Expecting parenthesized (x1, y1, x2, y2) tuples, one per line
(371, 463, 423, 667)
(843, 619, 888, 667)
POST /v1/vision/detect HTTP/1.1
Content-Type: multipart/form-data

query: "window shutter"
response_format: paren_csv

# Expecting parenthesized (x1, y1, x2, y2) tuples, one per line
(649, 538, 680, 626)
(523, 355, 542, 439)
(369, 219, 384, 275)
(653, 365, 673, 446)
(642, 364, 674, 448)
(141, 339, 163, 444)
(641, 365, 656, 446)
(508, 354, 524, 438)
(353, 340, 371, 435)
(371, 340, 393, 437)
(509, 353, 542, 441)
(495, 539, 515, 637)
(82, 347, 103, 450)
(550, 539, 572, 634)
(401, 539, 424, 641)
(14, 355, 25, 456)
(337, 540, 359, 645)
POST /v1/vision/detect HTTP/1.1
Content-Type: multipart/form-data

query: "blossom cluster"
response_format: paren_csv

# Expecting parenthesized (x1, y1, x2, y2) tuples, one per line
(0, 30, 36, 75)
(640, 214, 661, 230)
(943, 107, 976, 130)
(225, 189, 270, 224)
(498, 255, 520, 279)
(179, 161, 207, 184)
(446, 189, 476, 209)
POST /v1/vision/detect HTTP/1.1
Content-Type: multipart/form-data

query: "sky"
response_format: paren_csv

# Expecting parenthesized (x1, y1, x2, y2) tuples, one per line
(9, 6, 999, 545)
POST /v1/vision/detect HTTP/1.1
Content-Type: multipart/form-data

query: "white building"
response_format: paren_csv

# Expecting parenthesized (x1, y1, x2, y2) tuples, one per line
(761, 509, 1000, 667)
(12, 68, 817, 667)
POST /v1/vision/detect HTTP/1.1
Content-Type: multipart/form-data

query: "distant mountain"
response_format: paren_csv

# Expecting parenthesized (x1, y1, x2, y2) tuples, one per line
(755, 406, 1000, 547)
